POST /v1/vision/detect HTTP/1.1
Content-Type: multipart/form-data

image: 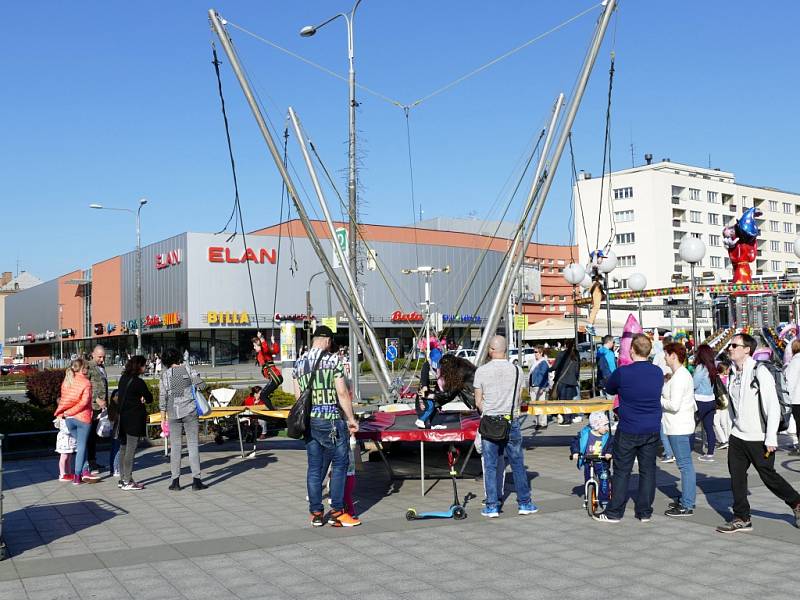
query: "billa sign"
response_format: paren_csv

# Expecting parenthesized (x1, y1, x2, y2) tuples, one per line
(208, 246, 277, 264)
(207, 311, 250, 325)
(155, 249, 182, 270)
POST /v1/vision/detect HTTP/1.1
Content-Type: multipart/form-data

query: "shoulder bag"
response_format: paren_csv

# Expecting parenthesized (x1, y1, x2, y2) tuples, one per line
(712, 375, 729, 410)
(188, 366, 211, 417)
(287, 352, 325, 440)
(478, 365, 520, 443)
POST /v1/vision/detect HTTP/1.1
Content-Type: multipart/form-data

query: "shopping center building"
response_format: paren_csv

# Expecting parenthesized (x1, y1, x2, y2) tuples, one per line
(4, 218, 576, 365)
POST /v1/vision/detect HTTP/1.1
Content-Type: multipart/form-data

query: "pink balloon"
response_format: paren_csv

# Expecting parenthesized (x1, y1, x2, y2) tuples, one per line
(618, 313, 643, 367)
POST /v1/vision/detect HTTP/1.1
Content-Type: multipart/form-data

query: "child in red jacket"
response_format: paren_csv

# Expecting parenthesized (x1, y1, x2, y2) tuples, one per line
(252, 332, 282, 410)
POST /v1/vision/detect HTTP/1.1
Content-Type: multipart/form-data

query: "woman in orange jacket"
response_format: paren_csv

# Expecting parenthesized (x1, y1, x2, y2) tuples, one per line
(54, 358, 96, 485)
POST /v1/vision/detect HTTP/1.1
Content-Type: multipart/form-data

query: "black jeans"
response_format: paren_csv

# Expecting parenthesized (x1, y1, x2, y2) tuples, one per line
(793, 406, 800, 445)
(728, 435, 800, 521)
(605, 430, 659, 520)
(695, 400, 716, 455)
(258, 380, 279, 410)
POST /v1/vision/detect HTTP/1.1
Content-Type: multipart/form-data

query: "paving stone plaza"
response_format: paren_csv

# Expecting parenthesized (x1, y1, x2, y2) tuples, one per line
(1, 420, 799, 600)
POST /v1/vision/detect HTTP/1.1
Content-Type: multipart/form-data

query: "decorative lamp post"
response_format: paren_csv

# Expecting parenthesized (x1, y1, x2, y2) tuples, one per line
(563, 263, 585, 351)
(597, 250, 617, 336)
(679, 236, 706, 345)
(628, 272, 647, 326)
(793, 238, 800, 321)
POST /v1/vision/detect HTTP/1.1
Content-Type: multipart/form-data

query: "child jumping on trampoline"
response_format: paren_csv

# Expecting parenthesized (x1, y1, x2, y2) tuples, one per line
(570, 411, 613, 507)
(253, 332, 282, 410)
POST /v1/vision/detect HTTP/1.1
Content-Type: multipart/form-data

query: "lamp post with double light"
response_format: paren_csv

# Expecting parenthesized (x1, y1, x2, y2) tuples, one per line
(597, 250, 617, 336)
(90, 198, 147, 355)
(401, 265, 450, 362)
(628, 272, 647, 327)
(679, 236, 706, 345)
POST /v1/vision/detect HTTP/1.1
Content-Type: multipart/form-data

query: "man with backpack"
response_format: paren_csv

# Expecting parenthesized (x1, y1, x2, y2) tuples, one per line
(716, 333, 800, 533)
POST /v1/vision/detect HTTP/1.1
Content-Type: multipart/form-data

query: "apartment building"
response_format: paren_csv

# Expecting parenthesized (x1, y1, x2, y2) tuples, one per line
(573, 159, 800, 333)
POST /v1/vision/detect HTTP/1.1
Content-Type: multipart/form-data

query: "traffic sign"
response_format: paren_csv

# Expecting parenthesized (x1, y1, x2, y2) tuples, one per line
(386, 345, 398, 362)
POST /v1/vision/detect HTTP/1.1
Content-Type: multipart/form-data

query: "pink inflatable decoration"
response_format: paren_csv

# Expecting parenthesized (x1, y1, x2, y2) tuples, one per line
(618, 313, 643, 367)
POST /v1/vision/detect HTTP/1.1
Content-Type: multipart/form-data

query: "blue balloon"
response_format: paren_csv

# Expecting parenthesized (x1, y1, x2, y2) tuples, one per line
(737, 207, 761, 240)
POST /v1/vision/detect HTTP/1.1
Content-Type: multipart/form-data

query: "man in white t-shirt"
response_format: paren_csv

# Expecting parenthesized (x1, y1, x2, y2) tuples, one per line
(474, 335, 537, 518)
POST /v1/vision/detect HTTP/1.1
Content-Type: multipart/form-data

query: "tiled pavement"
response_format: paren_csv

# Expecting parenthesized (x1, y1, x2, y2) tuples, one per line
(1, 419, 800, 599)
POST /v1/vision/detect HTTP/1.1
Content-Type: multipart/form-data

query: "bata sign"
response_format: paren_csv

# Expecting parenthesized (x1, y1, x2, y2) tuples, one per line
(208, 247, 277, 264)
(207, 311, 250, 325)
(391, 310, 423, 322)
(155, 249, 181, 270)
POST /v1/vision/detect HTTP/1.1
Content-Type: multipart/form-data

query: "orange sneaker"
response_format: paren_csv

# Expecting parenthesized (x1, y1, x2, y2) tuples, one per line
(327, 510, 361, 527)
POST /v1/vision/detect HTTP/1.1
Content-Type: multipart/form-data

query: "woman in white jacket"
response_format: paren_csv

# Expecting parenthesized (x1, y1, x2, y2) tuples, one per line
(661, 342, 697, 517)
(786, 339, 800, 456)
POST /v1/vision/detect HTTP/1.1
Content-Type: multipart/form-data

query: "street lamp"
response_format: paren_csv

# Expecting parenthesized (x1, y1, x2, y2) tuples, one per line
(58, 304, 64, 362)
(679, 236, 706, 345)
(792, 238, 800, 322)
(401, 265, 450, 361)
(90, 198, 148, 355)
(306, 271, 325, 349)
(597, 250, 617, 336)
(628, 272, 647, 326)
(301, 0, 365, 403)
(563, 263, 585, 352)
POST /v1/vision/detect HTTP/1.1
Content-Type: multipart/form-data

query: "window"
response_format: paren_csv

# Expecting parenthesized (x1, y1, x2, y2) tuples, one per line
(689, 188, 701, 201)
(557, 259, 565, 266)
(618, 255, 636, 267)
(741, 195, 748, 207)
(691, 232, 702, 240)
(710, 256, 722, 268)
(558, 296, 565, 302)
(785, 222, 793, 234)
(614, 210, 634, 222)
(709, 234, 720, 247)
(784, 202, 793, 214)
(769, 200, 779, 212)
(690, 211, 702, 223)
(708, 213, 719, 225)
(615, 232, 635, 244)
(558, 305, 566, 312)
(707, 191, 719, 204)
(785, 241, 794, 253)
(613, 187, 633, 199)
(618, 278, 628, 289)
(772, 260, 782, 272)
(724, 257, 731, 268)
(770, 220, 779, 232)
(771, 240, 780, 252)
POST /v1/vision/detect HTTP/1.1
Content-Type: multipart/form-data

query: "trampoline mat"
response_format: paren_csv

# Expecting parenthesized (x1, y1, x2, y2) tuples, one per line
(356, 410, 479, 443)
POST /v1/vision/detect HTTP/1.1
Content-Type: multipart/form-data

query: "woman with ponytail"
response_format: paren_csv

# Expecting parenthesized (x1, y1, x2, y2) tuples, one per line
(54, 358, 96, 484)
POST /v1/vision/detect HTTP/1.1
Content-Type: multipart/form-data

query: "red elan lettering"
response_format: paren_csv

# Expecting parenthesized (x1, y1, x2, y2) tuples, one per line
(260, 248, 277, 264)
(224, 248, 239, 263)
(208, 247, 224, 263)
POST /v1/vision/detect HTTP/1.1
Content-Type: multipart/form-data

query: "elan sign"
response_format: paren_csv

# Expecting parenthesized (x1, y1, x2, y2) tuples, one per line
(208, 246, 277, 264)
(155, 249, 181, 270)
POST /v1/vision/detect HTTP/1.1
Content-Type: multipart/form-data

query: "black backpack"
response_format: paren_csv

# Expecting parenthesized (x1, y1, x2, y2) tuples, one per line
(751, 361, 792, 433)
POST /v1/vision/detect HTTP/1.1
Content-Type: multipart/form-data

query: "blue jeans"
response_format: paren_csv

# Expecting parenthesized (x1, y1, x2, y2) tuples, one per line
(605, 430, 659, 519)
(109, 438, 121, 476)
(661, 425, 674, 459)
(695, 401, 716, 455)
(305, 418, 349, 513)
(65, 418, 91, 476)
(481, 419, 531, 509)
(668, 434, 696, 509)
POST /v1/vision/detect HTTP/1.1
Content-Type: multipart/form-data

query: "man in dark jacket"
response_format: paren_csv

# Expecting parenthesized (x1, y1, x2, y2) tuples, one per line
(86, 345, 108, 474)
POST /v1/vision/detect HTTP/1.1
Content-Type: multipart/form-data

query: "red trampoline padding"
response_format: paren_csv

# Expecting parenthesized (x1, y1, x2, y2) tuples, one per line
(355, 410, 479, 443)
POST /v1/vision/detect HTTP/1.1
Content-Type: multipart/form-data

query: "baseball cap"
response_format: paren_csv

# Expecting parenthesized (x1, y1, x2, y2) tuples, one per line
(313, 325, 334, 339)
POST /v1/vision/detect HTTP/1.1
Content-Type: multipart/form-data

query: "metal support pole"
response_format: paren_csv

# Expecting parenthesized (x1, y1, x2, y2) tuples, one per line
(208, 10, 392, 402)
(289, 108, 394, 393)
(690, 263, 699, 344)
(637, 296, 643, 328)
(136, 205, 143, 356)
(572, 286, 579, 352)
(347, 8, 360, 411)
(605, 273, 612, 336)
(478, 0, 617, 363)
(424, 275, 431, 361)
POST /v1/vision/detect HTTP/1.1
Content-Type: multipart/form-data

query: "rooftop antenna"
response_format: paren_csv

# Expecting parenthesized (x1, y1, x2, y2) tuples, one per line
(630, 142, 635, 168)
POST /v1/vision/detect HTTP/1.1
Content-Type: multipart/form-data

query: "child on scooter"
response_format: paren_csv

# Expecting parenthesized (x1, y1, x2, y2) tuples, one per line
(570, 411, 613, 506)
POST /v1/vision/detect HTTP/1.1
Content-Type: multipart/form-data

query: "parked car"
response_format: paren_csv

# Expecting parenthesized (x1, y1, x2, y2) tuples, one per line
(1, 363, 36, 376)
(577, 342, 592, 363)
(508, 347, 536, 369)
(454, 348, 478, 365)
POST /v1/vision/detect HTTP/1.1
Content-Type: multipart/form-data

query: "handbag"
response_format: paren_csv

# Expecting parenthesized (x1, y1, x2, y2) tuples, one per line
(287, 352, 325, 440)
(96, 408, 113, 438)
(187, 366, 211, 417)
(712, 376, 729, 410)
(478, 365, 520, 443)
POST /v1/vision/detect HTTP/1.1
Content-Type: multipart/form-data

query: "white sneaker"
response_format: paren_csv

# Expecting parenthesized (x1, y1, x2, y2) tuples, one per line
(431, 424, 447, 430)
(414, 419, 427, 429)
(660, 456, 676, 464)
(698, 454, 715, 463)
(592, 513, 620, 523)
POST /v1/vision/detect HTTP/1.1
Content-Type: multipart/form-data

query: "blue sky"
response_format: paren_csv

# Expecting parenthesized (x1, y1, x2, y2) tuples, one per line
(3, 1, 799, 281)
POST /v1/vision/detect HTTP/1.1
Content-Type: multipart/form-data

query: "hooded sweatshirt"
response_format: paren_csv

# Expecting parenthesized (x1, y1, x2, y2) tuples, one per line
(728, 356, 781, 448)
(596, 345, 617, 387)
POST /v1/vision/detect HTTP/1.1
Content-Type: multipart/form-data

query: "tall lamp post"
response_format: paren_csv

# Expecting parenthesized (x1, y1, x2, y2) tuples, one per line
(306, 270, 325, 349)
(597, 250, 617, 336)
(563, 263, 585, 352)
(58, 304, 64, 362)
(793, 238, 800, 322)
(679, 236, 706, 345)
(301, 0, 365, 403)
(90, 198, 148, 355)
(401, 265, 450, 362)
(628, 272, 648, 327)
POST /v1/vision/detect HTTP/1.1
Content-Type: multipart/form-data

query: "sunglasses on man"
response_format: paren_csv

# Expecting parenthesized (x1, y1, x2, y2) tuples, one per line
(728, 343, 743, 349)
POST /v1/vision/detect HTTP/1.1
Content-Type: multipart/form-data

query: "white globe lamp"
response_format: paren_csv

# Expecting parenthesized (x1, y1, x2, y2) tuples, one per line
(793, 237, 800, 259)
(562, 263, 585, 285)
(679, 236, 706, 264)
(598, 250, 617, 273)
(628, 272, 647, 292)
(580, 273, 593, 288)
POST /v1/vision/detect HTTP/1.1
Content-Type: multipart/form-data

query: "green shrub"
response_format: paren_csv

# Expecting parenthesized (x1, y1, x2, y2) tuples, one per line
(0, 396, 57, 434)
(25, 369, 65, 409)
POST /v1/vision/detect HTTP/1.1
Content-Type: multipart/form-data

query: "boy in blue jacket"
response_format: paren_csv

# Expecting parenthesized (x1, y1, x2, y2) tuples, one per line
(570, 411, 613, 506)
